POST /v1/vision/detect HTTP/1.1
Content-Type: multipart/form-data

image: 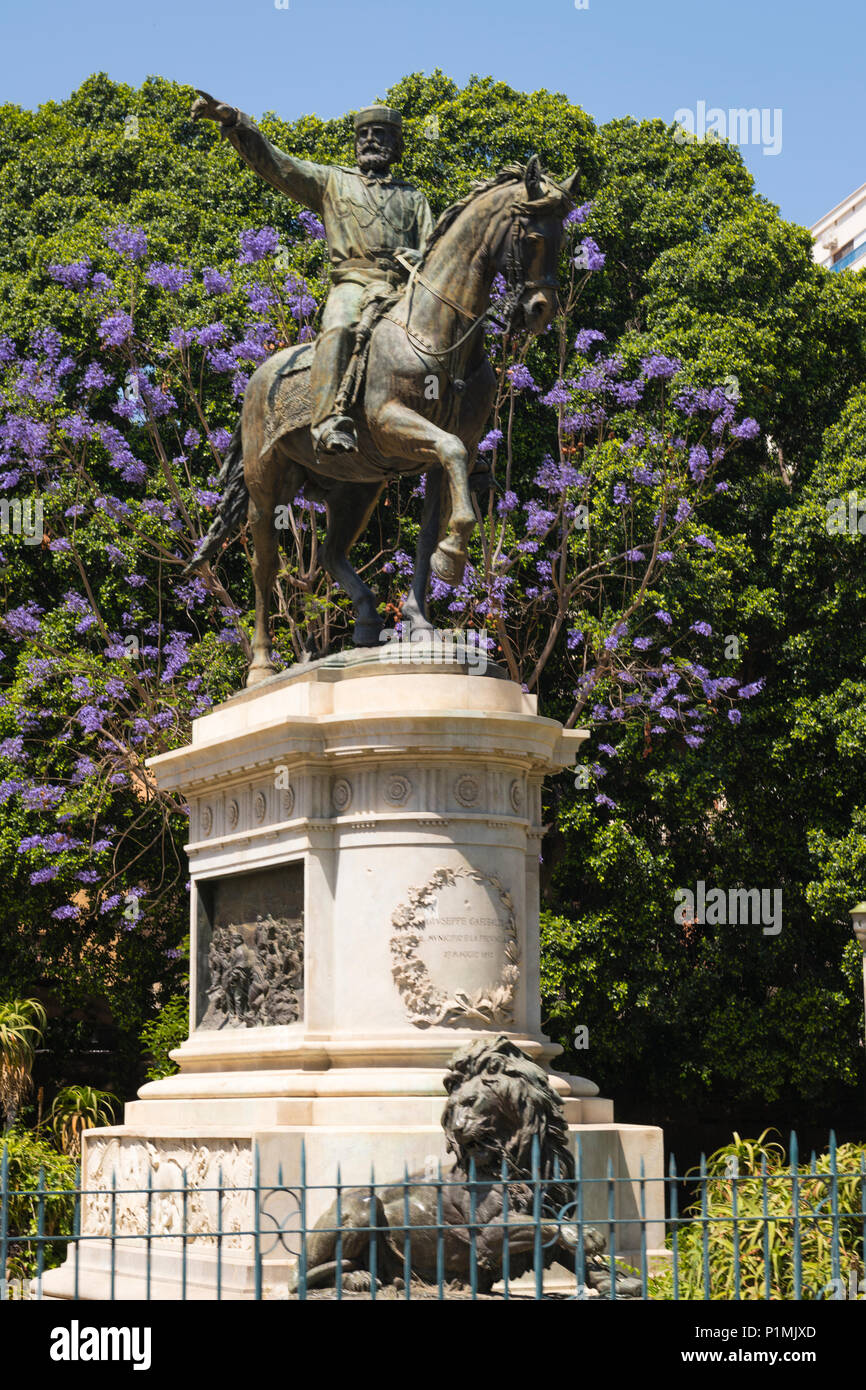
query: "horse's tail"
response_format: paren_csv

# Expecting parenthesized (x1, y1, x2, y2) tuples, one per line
(184, 422, 248, 574)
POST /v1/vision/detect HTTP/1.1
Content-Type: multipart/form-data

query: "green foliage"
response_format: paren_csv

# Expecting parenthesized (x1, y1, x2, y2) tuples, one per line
(0, 1128, 77, 1278)
(0, 997, 46, 1129)
(650, 1132, 866, 1300)
(48, 1084, 118, 1155)
(140, 992, 188, 1081)
(1, 69, 866, 1128)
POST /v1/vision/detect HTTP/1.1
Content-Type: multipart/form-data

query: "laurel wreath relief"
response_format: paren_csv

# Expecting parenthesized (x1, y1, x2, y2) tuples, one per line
(390, 866, 520, 1028)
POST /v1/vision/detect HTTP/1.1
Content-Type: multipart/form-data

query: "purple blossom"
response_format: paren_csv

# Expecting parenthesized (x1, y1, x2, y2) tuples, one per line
(51, 905, 79, 921)
(298, 209, 326, 239)
(738, 681, 763, 699)
(478, 429, 502, 453)
(613, 481, 629, 505)
(206, 348, 235, 372)
(573, 328, 606, 354)
(656, 610, 672, 626)
(246, 283, 278, 315)
(98, 312, 134, 347)
(49, 259, 92, 289)
(594, 794, 617, 810)
(728, 709, 742, 725)
(238, 226, 280, 263)
(523, 500, 556, 536)
(731, 417, 760, 441)
(691, 621, 712, 636)
(610, 381, 644, 406)
(567, 629, 583, 650)
(202, 267, 233, 295)
(507, 363, 537, 392)
(688, 444, 710, 480)
(30, 866, 59, 885)
(104, 224, 148, 261)
(80, 362, 112, 391)
(145, 262, 190, 292)
(633, 636, 653, 650)
(196, 322, 226, 348)
(694, 534, 716, 551)
(641, 353, 681, 381)
(625, 548, 645, 562)
(3, 602, 43, 639)
(576, 238, 605, 271)
(76, 705, 106, 734)
(541, 381, 570, 408)
(564, 201, 592, 226)
(497, 489, 519, 515)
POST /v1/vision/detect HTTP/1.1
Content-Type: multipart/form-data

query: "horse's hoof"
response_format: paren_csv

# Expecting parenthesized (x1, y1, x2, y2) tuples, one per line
(430, 543, 466, 587)
(352, 622, 383, 648)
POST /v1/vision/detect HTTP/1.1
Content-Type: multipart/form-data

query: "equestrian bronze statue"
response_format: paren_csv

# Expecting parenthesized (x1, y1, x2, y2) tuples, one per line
(189, 93, 579, 685)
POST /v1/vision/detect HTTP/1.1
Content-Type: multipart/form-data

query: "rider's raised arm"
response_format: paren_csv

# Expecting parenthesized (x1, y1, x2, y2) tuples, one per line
(221, 110, 328, 213)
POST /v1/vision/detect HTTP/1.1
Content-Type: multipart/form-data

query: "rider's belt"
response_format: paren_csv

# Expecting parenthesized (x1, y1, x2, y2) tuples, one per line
(333, 256, 402, 281)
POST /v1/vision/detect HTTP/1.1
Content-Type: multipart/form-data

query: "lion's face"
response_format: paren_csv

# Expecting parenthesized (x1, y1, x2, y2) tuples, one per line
(441, 1036, 573, 1182)
(443, 1073, 522, 1173)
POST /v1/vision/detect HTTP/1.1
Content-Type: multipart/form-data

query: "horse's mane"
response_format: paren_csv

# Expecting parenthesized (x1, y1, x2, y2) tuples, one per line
(419, 162, 569, 269)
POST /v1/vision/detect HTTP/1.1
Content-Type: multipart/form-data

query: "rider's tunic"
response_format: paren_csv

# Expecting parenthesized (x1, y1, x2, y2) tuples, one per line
(224, 113, 433, 439)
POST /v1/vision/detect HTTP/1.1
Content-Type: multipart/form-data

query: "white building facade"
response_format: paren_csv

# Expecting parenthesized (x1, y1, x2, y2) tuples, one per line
(812, 180, 866, 273)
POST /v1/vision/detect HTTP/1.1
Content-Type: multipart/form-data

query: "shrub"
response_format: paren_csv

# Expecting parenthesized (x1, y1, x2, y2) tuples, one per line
(48, 1085, 118, 1155)
(140, 993, 188, 1081)
(650, 1131, 866, 1300)
(0, 1128, 77, 1279)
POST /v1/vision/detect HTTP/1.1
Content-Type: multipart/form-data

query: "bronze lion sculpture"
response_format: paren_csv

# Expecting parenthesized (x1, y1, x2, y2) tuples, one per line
(290, 1036, 618, 1295)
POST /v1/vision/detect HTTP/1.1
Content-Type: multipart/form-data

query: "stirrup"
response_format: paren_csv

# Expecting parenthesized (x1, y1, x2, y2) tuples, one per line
(316, 420, 358, 455)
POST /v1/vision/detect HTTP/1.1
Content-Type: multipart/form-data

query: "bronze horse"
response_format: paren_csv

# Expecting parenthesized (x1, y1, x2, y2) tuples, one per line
(190, 159, 578, 685)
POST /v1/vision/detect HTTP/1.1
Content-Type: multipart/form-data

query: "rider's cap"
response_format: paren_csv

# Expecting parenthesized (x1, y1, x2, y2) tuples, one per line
(354, 105, 403, 132)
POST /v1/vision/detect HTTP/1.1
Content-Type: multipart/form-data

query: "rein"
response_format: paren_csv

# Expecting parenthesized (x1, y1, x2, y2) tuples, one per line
(392, 206, 532, 389)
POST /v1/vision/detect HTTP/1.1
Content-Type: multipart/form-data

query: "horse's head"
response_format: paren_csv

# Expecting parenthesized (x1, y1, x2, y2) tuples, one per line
(494, 157, 580, 336)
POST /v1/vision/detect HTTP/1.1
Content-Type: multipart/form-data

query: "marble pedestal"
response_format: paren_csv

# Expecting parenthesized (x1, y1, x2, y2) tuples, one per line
(43, 650, 664, 1299)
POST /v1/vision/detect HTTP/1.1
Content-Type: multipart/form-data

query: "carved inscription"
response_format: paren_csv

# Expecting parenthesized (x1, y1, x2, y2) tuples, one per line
(391, 867, 520, 1027)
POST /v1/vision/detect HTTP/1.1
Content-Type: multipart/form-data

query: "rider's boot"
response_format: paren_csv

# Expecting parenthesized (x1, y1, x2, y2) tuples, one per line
(311, 326, 358, 457)
(315, 414, 358, 455)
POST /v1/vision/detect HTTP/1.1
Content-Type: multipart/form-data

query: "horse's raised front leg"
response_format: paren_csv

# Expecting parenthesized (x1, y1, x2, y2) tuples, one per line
(371, 403, 474, 586)
(321, 479, 386, 646)
(402, 467, 442, 636)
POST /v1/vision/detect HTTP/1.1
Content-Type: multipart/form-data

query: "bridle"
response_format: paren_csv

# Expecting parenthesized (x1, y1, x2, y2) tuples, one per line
(397, 204, 559, 389)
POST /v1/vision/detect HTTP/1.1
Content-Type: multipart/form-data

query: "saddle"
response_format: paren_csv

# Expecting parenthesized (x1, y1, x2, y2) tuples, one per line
(261, 284, 400, 459)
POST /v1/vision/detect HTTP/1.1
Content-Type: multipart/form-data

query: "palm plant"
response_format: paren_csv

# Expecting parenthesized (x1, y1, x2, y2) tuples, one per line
(48, 1085, 118, 1156)
(0, 998, 47, 1130)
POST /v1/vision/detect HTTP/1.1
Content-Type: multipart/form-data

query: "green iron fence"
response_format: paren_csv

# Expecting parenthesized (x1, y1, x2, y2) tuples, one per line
(2, 1132, 864, 1300)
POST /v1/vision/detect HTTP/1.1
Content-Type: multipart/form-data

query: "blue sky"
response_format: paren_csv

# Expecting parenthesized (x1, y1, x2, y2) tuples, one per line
(1, 0, 863, 228)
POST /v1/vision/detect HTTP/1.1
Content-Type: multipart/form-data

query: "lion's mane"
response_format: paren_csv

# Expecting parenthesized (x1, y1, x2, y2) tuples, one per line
(441, 1035, 575, 1208)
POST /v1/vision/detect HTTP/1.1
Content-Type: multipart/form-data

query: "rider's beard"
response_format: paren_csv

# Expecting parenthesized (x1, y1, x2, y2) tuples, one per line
(357, 141, 394, 175)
